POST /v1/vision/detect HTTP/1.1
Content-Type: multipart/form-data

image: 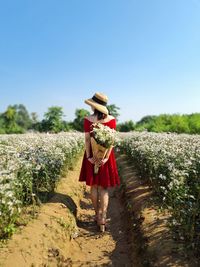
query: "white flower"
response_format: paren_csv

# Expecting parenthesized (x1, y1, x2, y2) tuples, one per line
(0, 132, 85, 236)
(91, 123, 117, 148)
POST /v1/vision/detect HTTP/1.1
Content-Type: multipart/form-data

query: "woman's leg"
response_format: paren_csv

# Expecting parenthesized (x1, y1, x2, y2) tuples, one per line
(98, 186, 109, 231)
(90, 185, 99, 215)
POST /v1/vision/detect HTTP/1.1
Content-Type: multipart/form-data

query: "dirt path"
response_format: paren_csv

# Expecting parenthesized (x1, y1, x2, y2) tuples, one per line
(0, 157, 85, 267)
(1, 153, 197, 267)
(116, 153, 199, 267)
(0, 156, 133, 267)
(69, 186, 132, 266)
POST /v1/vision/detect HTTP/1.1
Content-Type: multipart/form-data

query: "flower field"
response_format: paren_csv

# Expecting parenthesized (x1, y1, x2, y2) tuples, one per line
(119, 132, 200, 249)
(2, 130, 200, 253)
(0, 132, 84, 238)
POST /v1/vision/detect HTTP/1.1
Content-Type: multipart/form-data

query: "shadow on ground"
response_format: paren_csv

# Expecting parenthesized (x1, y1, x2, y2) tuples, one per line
(37, 191, 78, 217)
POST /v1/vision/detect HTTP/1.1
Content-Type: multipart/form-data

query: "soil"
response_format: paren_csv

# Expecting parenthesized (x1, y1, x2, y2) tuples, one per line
(116, 153, 199, 267)
(0, 153, 199, 267)
(0, 156, 132, 267)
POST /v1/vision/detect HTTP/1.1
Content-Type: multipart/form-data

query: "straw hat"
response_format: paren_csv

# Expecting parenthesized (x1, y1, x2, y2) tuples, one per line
(85, 92, 109, 115)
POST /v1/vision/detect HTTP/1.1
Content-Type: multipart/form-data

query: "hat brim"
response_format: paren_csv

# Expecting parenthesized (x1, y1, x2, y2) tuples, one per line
(85, 98, 109, 115)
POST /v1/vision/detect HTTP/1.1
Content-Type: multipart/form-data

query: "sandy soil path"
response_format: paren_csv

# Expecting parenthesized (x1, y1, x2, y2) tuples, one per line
(0, 156, 133, 267)
(1, 152, 197, 267)
(116, 153, 199, 267)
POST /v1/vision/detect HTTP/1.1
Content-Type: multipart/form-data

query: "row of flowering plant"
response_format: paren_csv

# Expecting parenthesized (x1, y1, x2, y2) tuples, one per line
(119, 132, 200, 250)
(0, 132, 84, 238)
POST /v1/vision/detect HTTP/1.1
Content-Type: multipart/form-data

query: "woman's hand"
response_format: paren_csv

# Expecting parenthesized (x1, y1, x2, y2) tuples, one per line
(97, 158, 108, 167)
(88, 156, 108, 166)
(87, 157, 96, 164)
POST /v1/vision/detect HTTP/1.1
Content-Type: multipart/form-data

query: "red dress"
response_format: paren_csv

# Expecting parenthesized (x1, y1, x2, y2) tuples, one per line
(79, 118, 120, 188)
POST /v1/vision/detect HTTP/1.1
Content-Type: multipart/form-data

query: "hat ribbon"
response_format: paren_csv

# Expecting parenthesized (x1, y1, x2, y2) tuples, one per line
(92, 95, 107, 106)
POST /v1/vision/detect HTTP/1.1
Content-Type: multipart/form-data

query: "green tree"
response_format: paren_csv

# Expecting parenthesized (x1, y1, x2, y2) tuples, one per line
(147, 114, 171, 132)
(62, 120, 74, 131)
(188, 113, 200, 134)
(41, 106, 65, 133)
(107, 104, 120, 121)
(135, 114, 191, 133)
(30, 112, 39, 124)
(2, 106, 24, 133)
(13, 104, 32, 129)
(169, 114, 190, 133)
(117, 120, 135, 132)
(73, 109, 90, 132)
(30, 112, 40, 131)
(135, 115, 157, 131)
(0, 115, 6, 134)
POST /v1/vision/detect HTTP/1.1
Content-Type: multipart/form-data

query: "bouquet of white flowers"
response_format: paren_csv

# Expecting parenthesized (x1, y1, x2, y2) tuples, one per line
(90, 122, 116, 174)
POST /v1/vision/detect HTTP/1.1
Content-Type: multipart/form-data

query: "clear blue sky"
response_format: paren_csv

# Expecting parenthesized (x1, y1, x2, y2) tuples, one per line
(0, 0, 200, 123)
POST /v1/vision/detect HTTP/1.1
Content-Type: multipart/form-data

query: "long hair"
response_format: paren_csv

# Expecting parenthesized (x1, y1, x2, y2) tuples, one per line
(93, 109, 107, 120)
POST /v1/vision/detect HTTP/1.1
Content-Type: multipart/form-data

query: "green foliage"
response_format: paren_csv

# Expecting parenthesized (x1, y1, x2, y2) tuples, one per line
(73, 109, 90, 132)
(30, 112, 38, 124)
(117, 120, 135, 132)
(62, 120, 74, 131)
(107, 104, 120, 121)
(135, 115, 154, 131)
(136, 115, 157, 125)
(0, 117, 6, 134)
(41, 106, 65, 133)
(0, 104, 90, 134)
(0, 102, 200, 134)
(13, 104, 32, 129)
(135, 113, 200, 134)
(3, 106, 17, 127)
(0, 105, 31, 134)
(188, 113, 200, 134)
(3, 224, 16, 238)
(1, 106, 24, 134)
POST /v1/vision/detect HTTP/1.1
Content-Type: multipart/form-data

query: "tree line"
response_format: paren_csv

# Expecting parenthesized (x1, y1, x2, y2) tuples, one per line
(0, 104, 200, 134)
(0, 104, 120, 134)
(133, 113, 200, 134)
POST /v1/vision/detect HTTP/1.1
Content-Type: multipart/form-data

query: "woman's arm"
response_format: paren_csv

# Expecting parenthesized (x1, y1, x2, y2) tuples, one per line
(85, 132, 96, 164)
(98, 146, 113, 166)
(85, 132, 91, 158)
(105, 146, 113, 159)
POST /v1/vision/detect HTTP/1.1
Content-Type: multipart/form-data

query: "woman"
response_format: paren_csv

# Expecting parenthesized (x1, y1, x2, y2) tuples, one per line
(79, 92, 120, 232)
